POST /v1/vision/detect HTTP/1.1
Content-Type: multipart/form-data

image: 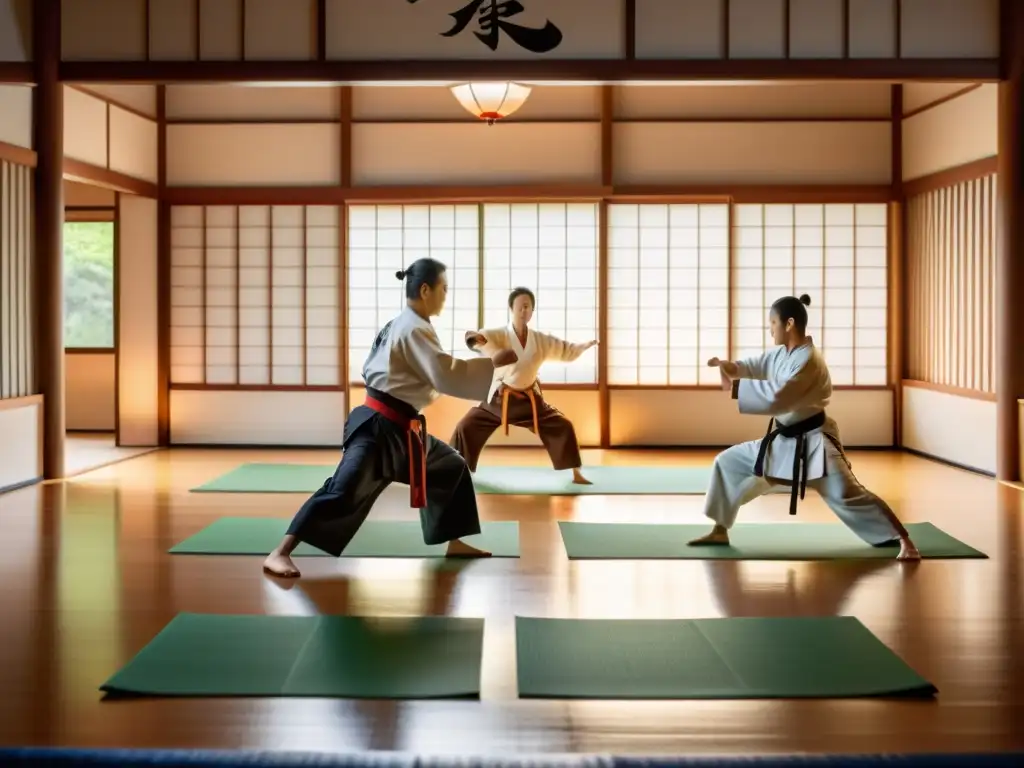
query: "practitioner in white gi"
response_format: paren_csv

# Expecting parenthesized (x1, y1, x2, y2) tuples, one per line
(451, 287, 597, 484)
(690, 294, 921, 561)
(263, 258, 518, 578)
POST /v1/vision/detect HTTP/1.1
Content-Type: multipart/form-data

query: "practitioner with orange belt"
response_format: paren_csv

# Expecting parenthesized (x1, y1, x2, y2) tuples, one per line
(263, 258, 517, 578)
(450, 287, 597, 485)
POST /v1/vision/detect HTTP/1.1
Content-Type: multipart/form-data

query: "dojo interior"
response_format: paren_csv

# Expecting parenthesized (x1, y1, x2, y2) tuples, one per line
(0, 0, 1021, 762)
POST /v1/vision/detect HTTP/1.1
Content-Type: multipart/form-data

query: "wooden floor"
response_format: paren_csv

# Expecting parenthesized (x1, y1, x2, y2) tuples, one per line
(0, 446, 1021, 756)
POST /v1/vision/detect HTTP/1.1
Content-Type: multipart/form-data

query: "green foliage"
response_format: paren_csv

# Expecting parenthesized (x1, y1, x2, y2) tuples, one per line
(63, 222, 114, 348)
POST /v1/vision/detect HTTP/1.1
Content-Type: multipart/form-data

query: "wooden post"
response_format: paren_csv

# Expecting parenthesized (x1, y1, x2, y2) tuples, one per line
(997, 0, 1024, 482)
(157, 85, 171, 445)
(32, 0, 65, 479)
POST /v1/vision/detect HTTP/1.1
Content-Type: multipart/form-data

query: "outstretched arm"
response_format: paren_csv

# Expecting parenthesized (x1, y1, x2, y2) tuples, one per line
(708, 351, 772, 381)
(540, 332, 598, 363)
(408, 327, 499, 402)
(465, 328, 506, 357)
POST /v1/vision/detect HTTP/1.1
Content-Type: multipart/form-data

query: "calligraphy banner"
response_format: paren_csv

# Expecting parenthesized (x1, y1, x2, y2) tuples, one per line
(325, 0, 625, 60)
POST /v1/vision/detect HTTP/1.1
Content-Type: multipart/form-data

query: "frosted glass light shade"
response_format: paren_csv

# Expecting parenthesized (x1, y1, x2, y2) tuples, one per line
(450, 82, 531, 124)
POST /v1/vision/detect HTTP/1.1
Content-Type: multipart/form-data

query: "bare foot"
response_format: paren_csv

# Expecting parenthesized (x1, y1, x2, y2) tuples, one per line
(445, 539, 492, 558)
(897, 537, 921, 561)
(687, 525, 731, 546)
(263, 551, 301, 577)
(571, 468, 592, 485)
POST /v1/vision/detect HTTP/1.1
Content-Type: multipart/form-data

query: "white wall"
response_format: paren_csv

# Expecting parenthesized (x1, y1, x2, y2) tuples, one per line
(902, 385, 995, 474)
(0, 398, 41, 492)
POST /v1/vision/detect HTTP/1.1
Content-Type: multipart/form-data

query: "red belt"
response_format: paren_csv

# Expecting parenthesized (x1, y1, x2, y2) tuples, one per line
(365, 396, 427, 508)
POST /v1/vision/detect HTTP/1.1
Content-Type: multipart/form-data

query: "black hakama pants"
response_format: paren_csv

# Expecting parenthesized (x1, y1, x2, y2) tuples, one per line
(286, 401, 482, 557)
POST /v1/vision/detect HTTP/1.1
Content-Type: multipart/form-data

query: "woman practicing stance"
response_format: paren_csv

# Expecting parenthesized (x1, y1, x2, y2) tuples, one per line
(690, 293, 921, 561)
(450, 287, 597, 485)
(263, 259, 518, 578)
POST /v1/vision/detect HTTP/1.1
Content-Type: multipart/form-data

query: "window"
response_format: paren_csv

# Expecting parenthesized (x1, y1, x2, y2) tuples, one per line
(481, 203, 599, 384)
(63, 221, 115, 349)
(607, 203, 729, 385)
(347, 204, 479, 382)
(169, 205, 340, 386)
(731, 203, 888, 386)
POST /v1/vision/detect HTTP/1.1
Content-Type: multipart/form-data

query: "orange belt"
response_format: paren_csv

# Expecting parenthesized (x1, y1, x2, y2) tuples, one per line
(365, 395, 427, 508)
(500, 384, 540, 436)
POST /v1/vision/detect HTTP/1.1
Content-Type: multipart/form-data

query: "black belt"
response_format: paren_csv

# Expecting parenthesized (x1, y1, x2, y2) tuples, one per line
(753, 411, 828, 516)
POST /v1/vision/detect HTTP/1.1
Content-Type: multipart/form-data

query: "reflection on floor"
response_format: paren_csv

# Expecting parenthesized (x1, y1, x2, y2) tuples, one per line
(1, 446, 1021, 755)
(64, 431, 159, 478)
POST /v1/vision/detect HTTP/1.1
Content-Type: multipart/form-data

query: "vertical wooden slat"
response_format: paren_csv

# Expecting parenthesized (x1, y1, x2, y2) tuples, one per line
(726, 201, 734, 359)
(624, 0, 636, 59)
(144, 0, 151, 61)
(476, 204, 485, 330)
(783, 0, 790, 58)
(842, 0, 850, 58)
(722, 0, 731, 58)
(338, 204, 348, 390)
(194, 0, 202, 60)
(316, 0, 327, 61)
(598, 201, 609, 448)
(268, 206, 274, 384)
(894, 0, 902, 58)
(235, 206, 241, 384)
(201, 205, 207, 384)
(302, 206, 307, 386)
(1, 161, 8, 399)
(240, 0, 247, 60)
(17, 164, 26, 396)
(851, 204, 858, 384)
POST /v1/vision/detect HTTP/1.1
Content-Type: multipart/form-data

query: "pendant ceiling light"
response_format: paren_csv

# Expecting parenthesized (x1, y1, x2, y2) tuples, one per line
(450, 82, 531, 125)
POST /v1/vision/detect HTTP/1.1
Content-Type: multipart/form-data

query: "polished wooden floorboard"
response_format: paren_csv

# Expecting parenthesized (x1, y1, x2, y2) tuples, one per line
(0, 447, 1021, 756)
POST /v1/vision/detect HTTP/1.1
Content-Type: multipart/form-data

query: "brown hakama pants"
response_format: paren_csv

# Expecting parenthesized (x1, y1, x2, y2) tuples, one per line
(450, 385, 583, 472)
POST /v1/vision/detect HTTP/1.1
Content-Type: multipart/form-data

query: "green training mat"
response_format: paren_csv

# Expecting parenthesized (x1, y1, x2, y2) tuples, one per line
(189, 462, 726, 495)
(169, 517, 520, 557)
(101, 613, 484, 698)
(557, 521, 985, 560)
(515, 615, 937, 699)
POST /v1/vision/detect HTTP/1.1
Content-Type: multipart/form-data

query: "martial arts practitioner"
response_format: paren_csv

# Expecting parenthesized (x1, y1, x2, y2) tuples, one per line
(690, 294, 921, 561)
(450, 287, 597, 484)
(263, 258, 519, 578)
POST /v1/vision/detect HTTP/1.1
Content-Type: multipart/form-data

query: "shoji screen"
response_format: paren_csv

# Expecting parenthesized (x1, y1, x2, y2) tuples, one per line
(607, 203, 730, 386)
(169, 204, 341, 387)
(730, 203, 888, 386)
(481, 203, 600, 384)
(346, 204, 479, 381)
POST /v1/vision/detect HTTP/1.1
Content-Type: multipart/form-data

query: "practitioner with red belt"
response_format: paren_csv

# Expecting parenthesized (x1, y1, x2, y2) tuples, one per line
(263, 258, 517, 578)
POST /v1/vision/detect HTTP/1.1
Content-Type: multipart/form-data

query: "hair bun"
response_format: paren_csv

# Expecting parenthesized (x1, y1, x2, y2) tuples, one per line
(395, 269, 406, 280)
(798, 293, 812, 306)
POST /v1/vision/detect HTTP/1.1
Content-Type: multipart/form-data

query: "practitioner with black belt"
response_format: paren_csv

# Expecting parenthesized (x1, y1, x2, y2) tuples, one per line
(263, 258, 518, 578)
(688, 293, 921, 561)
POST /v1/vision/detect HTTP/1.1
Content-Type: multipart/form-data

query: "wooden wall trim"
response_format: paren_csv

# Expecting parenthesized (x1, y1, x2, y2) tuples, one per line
(166, 116, 892, 126)
(62, 158, 159, 198)
(612, 185, 893, 203)
(0, 63, 33, 83)
(65, 347, 115, 354)
(0, 393, 43, 412)
(902, 83, 984, 119)
(68, 85, 159, 123)
(162, 184, 891, 206)
(170, 384, 344, 393)
(903, 156, 998, 198)
(902, 378, 998, 403)
(57, 59, 1001, 84)
(0, 141, 37, 168)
